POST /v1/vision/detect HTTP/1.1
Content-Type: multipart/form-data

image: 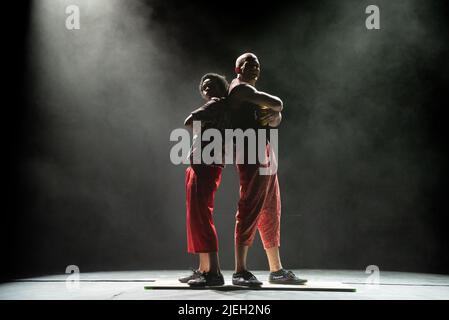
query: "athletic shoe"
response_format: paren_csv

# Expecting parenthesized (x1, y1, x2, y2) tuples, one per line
(187, 272, 225, 287)
(178, 269, 202, 283)
(268, 269, 307, 285)
(232, 270, 263, 287)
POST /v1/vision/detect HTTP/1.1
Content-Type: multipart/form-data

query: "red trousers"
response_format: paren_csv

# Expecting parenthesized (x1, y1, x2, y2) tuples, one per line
(185, 147, 281, 253)
(235, 164, 281, 249)
(185, 165, 222, 253)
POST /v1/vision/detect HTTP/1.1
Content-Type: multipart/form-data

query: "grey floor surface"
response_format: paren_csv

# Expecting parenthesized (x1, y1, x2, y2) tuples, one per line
(1, 270, 448, 300)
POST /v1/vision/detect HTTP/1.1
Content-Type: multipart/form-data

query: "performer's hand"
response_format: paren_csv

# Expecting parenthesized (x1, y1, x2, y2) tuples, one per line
(257, 106, 270, 126)
(257, 107, 281, 127)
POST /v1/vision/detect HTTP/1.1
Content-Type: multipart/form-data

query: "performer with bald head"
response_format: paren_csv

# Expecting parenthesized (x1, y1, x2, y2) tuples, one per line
(228, 53, 307, 286)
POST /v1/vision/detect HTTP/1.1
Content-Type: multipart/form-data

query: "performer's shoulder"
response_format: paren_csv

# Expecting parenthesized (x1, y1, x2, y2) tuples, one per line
(191, 97, 226, 115)
(205, 97, 228, 108)
(228, 79, 256, 96)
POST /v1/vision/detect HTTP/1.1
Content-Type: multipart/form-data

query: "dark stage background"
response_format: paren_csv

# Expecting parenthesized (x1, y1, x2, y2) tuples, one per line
(3, 0, 449, 280)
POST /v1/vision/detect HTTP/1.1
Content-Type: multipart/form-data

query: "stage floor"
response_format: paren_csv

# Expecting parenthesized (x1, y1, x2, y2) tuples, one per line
(1, 270, 448, 300)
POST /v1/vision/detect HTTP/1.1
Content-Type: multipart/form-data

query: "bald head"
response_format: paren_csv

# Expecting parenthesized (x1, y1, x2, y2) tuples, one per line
(235, 52, 259, 70)
(235, 52, 260, 83)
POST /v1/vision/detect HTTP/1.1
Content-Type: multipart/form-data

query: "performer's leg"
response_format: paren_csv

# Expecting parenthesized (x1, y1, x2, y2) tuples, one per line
(265, 247, 282, 272)
(186, 165, 222, 254)
(198, 253, 210, 273)
(232, 164, 268, 286)
(256, 168, 307, 284)
(183, 165, 225, 286)
(208, 252, 221, 274)
(234, 164, 270, 249)
(235, 245, 249, 273)
(197, 252, 220, 273)
(257, 172, 282, 271)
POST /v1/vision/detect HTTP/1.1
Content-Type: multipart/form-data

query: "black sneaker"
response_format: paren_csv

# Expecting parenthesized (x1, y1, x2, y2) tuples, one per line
(268, 269, 307, 285)
(232, 270, 263, 287)
(178, 269, 202, 283)
(187, 272, 225, 287)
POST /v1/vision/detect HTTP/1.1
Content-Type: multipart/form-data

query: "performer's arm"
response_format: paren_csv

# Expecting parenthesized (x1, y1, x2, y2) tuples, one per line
(233, 85, 283, 112)
(184, 114, 193, 127)
(184, 101, 217, 127)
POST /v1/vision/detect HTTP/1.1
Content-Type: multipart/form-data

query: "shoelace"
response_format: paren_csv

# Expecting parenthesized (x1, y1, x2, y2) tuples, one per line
(191, 268, 202, 275)
(271, 269, 295, 278)
(240, 271, 257, 280)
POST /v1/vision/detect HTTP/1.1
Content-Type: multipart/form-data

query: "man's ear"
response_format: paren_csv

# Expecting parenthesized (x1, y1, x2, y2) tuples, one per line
(235, 67, 241, 74)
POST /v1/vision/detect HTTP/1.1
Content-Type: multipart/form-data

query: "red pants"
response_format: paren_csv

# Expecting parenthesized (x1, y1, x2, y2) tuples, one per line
(185, 165, 222, 253)
(185, 146, 281, 253)
(235, 164, 281, 249)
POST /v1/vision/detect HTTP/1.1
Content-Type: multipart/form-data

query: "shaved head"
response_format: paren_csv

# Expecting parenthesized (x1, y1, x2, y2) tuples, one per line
(234, 52, 261, 83)
(235, 52, 259, 69)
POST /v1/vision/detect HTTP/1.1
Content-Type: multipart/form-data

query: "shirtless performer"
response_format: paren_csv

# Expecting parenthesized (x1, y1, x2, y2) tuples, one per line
(228, 53, 307, 286)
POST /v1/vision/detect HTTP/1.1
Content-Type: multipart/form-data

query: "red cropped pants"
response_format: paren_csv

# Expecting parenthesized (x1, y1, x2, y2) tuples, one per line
(185, 147, 281, 253)
(185, 165, 222, 253)
(234, 163, 281, 249)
